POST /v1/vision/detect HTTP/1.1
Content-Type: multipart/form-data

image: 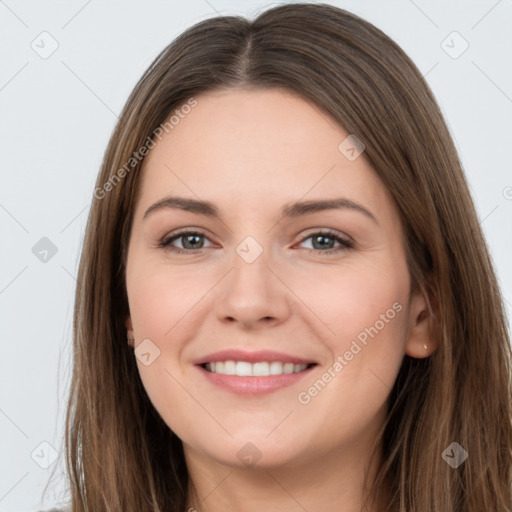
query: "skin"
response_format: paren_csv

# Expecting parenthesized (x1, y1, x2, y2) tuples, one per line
(124, 88, 436, 512)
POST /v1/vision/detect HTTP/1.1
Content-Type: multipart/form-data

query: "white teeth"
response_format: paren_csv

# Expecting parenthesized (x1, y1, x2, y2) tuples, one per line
(205, 360, 309, 376)
(283, 363, 294, 374)
(269, 361, 283, 375)
(235, 361, 253, 376)
(223, 360, 236, 375)
(252, 362, 270, 376)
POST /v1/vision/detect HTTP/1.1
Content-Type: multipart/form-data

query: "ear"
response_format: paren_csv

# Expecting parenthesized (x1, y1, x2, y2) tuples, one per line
(125, 314, 133, 332)
(404, 287, 437, 358)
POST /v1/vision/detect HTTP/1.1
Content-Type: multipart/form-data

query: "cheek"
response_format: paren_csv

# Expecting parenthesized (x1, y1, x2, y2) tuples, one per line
(127, 259, 210, 339)
(291, 259, 409, 409)
(126, 260, 215, 411)
(126, 262, 206, 435)
(289, 256, 409, 343)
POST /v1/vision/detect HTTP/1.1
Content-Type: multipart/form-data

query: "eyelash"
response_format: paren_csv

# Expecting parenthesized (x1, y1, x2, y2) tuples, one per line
(158, 228, 354, 256)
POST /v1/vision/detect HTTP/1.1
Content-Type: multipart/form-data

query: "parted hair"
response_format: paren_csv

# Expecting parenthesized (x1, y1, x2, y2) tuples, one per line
(53, 3, 511, 511)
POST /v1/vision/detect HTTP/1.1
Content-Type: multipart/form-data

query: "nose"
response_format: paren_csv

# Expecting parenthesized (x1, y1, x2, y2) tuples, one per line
(215, 246, 291, 330)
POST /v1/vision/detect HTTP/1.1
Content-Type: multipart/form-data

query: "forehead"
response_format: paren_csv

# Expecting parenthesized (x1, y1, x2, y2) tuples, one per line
(145, 87, 350, 170)
(135, 88, 394, 221)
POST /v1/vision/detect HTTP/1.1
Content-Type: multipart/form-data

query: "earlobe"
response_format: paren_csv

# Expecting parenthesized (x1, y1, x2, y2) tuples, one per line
(125, 315, 135, 348)
(404, 289, 437, 358)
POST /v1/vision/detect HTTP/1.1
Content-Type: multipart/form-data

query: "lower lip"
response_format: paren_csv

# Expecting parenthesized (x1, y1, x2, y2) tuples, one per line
(197, 365, 315, 395)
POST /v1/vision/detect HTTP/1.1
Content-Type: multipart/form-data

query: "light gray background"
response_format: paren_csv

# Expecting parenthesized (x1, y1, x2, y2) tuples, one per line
(1, 0, 511, 510)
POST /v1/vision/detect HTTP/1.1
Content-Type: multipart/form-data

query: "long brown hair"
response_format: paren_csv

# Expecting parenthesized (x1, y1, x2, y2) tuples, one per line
(55, 3, 512, 511)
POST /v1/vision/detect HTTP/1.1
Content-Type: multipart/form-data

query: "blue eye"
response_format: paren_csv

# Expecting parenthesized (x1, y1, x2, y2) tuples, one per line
(159, 230, 213, 253)
(159, 229, 353, 255)
(297, 230, 353, 254)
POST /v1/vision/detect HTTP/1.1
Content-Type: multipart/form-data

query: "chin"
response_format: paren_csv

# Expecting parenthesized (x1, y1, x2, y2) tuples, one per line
(192, 433, 308, 470)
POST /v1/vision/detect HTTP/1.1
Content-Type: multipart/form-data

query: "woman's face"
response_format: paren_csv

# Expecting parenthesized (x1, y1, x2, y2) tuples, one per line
(125, 88, 432, 469)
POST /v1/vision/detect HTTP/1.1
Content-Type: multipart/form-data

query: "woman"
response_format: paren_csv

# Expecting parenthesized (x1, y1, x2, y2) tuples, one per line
(47, 3, 512, 511)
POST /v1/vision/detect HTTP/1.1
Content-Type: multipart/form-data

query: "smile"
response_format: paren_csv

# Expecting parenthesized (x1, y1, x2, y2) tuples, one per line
(194, 349, 318, 395)
(203, 361, 312, 376)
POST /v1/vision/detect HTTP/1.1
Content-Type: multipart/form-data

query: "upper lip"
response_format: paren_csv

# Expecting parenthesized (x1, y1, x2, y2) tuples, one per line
(193, 349, 317, 366)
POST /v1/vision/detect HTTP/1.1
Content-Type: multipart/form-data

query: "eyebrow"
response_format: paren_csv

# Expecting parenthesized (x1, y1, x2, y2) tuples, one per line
(143, 196, 378, 225)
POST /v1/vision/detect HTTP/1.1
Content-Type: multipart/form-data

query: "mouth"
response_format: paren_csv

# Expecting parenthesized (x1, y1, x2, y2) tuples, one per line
(194, 350, 318, 395)
(202, 361, 316, 376)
